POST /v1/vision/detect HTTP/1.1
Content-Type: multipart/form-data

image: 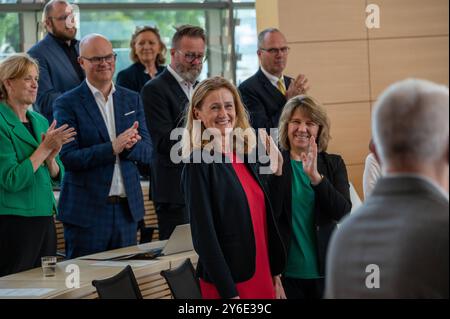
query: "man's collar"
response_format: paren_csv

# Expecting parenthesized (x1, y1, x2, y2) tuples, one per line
(385, 172, 449, 201)
(48, 32, 76, 47)
(167, 65, 185, 84)
(260, 66, 284, 86)
(86, 78, 115, 99)
(167, 65, 195, 86)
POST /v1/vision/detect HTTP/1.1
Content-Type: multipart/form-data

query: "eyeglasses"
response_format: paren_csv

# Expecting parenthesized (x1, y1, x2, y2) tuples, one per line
(80, 53, 117, 65)
(260, 47, 290, 55)
(48, 13, 75, 22)
(177, 50, 207, 63)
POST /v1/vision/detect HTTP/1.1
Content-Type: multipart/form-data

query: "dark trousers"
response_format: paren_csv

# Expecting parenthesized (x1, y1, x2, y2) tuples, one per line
(154, 202, 188, 240)
(0, 215, 56, 277)
(282, 276, 325, 299)
(64, 201, 137, 259)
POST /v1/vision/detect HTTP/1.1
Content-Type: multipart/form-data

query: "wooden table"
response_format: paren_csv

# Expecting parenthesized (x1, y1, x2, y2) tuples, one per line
(0, 241, 198, 299)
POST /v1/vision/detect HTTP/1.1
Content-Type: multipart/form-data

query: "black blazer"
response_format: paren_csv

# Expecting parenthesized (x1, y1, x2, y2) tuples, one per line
(140, 68, 189, 204)
(269, 150, 352, 275)
(239, 68, 292, 131)
(116, 62, 164, 93)
(182, 152, 287, 298)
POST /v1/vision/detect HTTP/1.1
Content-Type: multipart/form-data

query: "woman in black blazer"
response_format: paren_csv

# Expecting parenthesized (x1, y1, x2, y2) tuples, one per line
(270, 95, 352, 299)
(181, 77, 286, 299)
(116, 26, 166, 92)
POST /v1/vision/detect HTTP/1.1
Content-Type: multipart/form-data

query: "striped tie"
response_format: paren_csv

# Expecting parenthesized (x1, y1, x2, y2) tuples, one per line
(277, 78, 286, 95)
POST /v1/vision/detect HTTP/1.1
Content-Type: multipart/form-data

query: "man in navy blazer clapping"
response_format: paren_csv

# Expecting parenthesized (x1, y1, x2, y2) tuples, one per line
(54, 34, 153, 258)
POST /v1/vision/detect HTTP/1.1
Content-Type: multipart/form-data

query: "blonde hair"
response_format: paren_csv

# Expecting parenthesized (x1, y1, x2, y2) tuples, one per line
(0, 53, 39, 101)
(182, 76, 256, 157)
(278, 95, 331, 152)
(129, 26, 166, 65)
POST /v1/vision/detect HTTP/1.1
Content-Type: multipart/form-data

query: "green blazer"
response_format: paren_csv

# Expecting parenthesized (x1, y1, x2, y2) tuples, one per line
(0, 102, 64, 217)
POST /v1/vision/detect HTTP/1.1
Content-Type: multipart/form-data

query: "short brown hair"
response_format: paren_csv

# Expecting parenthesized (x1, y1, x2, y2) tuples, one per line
(0, 53, 39, 101)
(171, 25, 205, 49)
(129, 26, 167, 65)
(43, 0, 69, 21)
(278, 95, 331, 152)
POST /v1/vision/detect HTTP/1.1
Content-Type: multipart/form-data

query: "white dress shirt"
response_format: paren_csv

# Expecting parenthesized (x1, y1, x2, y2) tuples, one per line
(86, 79, 126, 197)
(167, 65, 194, 100)
(261, 66, 286, 91)
(363, 152, 382, 199)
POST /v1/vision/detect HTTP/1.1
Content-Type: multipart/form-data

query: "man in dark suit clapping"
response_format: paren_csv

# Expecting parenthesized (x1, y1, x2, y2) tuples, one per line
(239, 28, 309, 131)
(141, 25, 206, 240)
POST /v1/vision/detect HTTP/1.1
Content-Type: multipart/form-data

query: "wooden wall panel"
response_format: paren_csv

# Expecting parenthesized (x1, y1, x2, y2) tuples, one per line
(325, 102, 371, 165)
(287, 41, 370, 104)
(279, 0, 367, 42)
(370, 36, 449, 98)
(255, 0, 280, 32)
(347, 163, 365, 200)
(255, 0, 448, 198)
(368, 0, 449, 39)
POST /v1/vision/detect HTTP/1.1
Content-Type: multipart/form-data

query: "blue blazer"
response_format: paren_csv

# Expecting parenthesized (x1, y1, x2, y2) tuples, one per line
(53, 81, 153, 227)
(28, 34, 83, 123)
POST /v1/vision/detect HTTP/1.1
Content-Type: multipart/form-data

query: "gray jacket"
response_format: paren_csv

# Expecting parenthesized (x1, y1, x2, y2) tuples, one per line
(325, 176, 449, 298)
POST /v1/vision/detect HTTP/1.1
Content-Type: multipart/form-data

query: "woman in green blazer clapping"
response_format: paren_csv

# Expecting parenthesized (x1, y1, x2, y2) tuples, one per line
(0, 53, 76, 276)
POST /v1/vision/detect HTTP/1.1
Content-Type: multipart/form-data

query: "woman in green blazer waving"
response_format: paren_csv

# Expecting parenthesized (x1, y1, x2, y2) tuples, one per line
(0, 53, 76, 276)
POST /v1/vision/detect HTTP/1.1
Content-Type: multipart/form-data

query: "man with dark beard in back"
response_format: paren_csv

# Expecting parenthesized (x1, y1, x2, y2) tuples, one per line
(141, 25, 206, 240)
(28, 0, 84, 123)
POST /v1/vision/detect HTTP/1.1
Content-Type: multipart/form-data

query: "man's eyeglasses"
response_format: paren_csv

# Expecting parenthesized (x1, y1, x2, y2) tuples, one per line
(260, 47, 290, 55)
(177, 50, 207, 63)
(48, 14, 75, 22)
(80, 53, 117, 65)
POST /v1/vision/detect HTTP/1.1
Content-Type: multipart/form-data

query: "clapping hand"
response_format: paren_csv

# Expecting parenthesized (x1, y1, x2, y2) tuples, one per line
(41, 120, 77, 161)
(39, 120, 76, 178)
(286, 74, 310, 100)
(112, 121, 141, 155)
(300, 136, 322, 185)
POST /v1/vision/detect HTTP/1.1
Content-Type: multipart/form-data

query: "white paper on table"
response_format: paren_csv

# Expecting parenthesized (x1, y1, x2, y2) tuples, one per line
(0, 288, 56, 297)
(91, 260, 158, 267)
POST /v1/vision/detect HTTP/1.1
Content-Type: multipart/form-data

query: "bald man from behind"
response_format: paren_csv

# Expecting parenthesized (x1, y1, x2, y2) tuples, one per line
(325, 79, 449, 298)
(53, 34, 153, 258)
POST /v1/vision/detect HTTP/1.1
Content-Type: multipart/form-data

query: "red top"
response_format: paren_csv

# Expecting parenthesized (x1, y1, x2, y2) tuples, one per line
(200, 154, 275, 299)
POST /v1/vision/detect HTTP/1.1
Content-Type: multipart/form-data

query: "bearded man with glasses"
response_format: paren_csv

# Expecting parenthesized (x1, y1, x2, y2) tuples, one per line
(239, 28, 310, 132)
(53, 34, 153, 258)
(141, 25, 206, 240)
(28, 0, 84, 124)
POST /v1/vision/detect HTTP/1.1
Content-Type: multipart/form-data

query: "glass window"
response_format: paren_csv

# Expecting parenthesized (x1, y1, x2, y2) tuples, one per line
(79, 9, 225, 81)
(74, 0, 222, 3)
(0, 12, 20, 60)
(234, 8, 258, 85)
(0, 0, 256, 82)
